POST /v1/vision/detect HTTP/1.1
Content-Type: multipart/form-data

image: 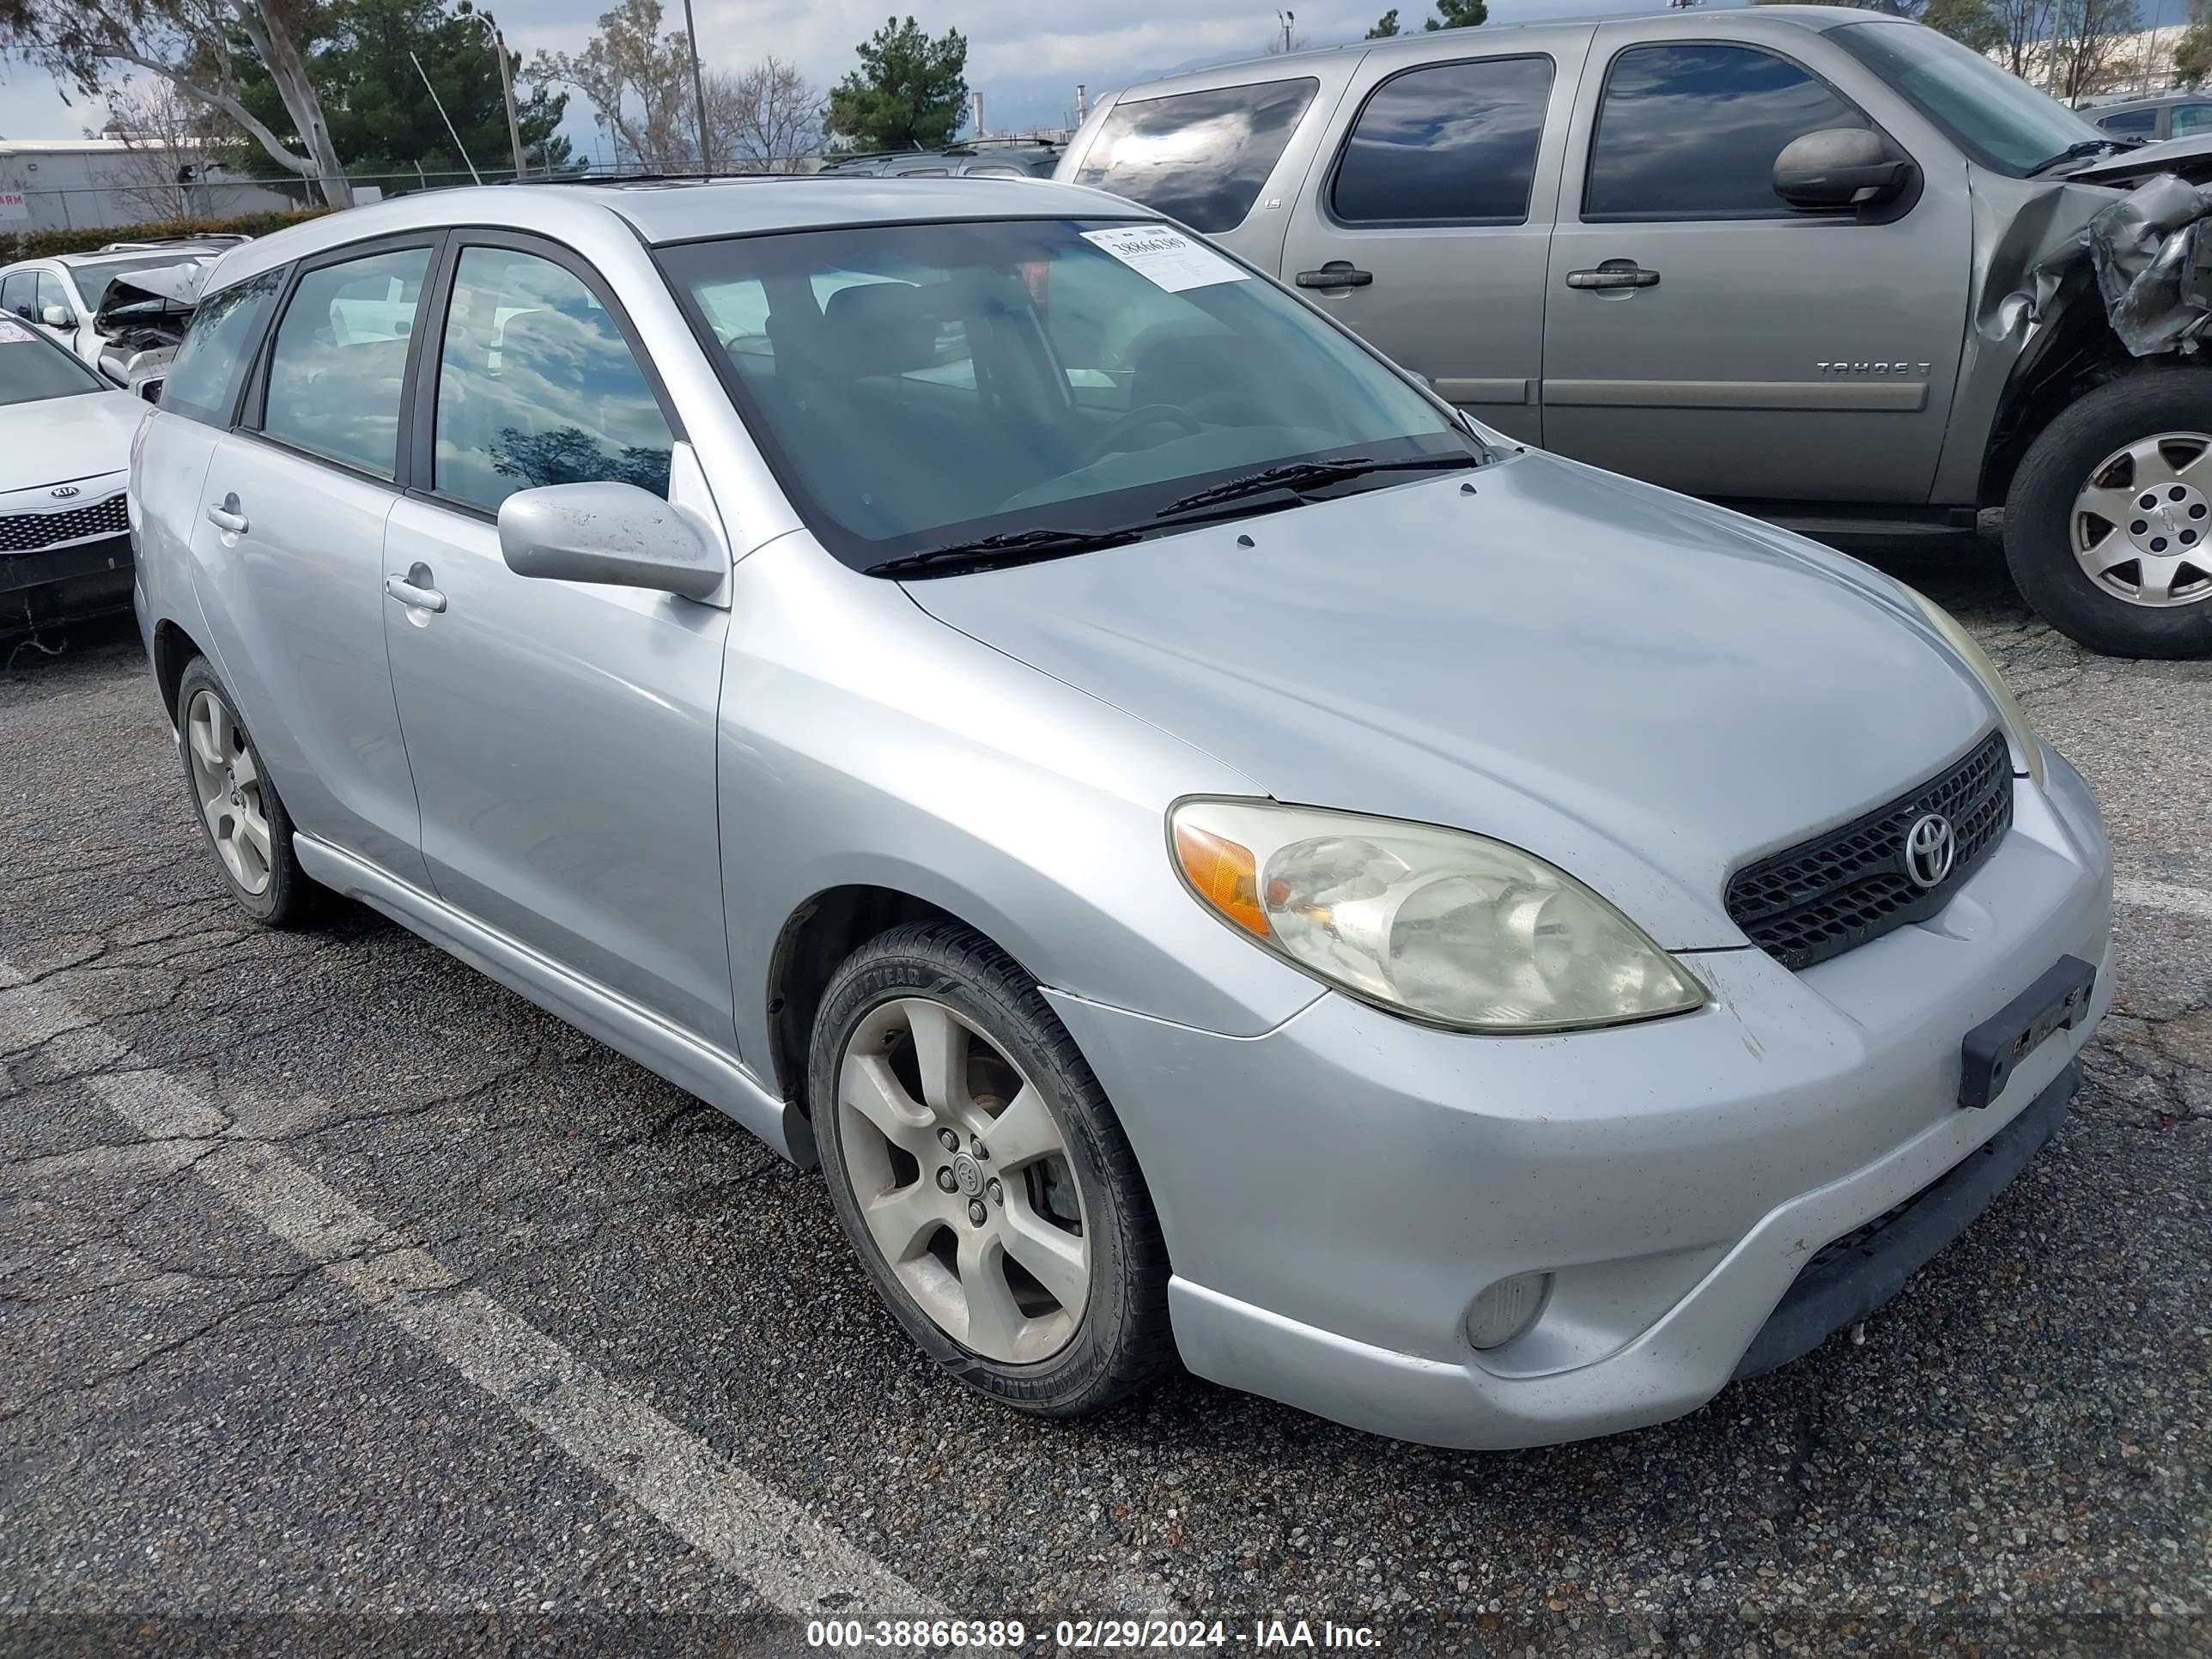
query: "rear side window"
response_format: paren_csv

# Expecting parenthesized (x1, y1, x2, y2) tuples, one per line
(259, 246, 431, 478)
(1584, 43, 1872, 222)
(1072, 79, 1318, 233)
(1333, 57, 1553, 225)
(1, 272, 32, 320)
(2173, 103, 2212, 137)
(2095, 108, 2157, 136)
(161, 268, 284, 427)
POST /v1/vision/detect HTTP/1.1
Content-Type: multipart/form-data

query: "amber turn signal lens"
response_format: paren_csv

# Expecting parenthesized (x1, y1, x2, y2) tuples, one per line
(1173, 822, 1270, 937)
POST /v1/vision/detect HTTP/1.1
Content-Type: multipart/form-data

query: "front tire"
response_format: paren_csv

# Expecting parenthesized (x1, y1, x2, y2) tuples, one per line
(174, 657, 320, 927)
(809, 921, 1173, 1417)
(2005, 372, 2212, 659)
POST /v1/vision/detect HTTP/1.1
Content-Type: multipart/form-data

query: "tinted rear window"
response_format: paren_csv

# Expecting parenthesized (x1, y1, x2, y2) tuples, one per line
(1333, 56, 1553, 224)
(1584, 43, 1870, 221)
(1073, 79, 1318, 233)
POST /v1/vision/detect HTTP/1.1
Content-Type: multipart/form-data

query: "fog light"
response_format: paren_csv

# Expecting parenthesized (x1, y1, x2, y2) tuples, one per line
(1465, 1272, 1551, 1350)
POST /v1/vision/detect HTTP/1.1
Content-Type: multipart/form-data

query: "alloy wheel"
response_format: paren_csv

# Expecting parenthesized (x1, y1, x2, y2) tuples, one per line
(834, 997, 1090, 1364)
(185, 689, 274, 896)
(2071, 431, 2212, 608)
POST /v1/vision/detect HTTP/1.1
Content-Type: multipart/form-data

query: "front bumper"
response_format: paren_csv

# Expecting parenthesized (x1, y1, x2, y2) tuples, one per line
(1047, 749, 2113, 1449)
(0, 532, 135, 635)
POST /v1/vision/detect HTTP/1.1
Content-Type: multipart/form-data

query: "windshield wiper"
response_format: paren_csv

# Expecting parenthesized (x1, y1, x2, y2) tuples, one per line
(2025, 137, 2140, 177)
(867, 526, 1142, 579)
(1155, 453, 1480, 517)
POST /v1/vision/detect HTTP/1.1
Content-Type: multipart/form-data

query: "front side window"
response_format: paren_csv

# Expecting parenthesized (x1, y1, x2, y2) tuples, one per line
(1333, 57, 1554, 225)
(162, 267, 285, 427)
(1072, 80, 1319, 234)
(33, 272, 71, 323)
(1828, 21, 2101, 176)
(1584, 43, 1872, 221)
(432, 245, 674, 514)
(259, 246, 430, 478)
(0, 317, 108, 404)
(662, 217, 1467, 569)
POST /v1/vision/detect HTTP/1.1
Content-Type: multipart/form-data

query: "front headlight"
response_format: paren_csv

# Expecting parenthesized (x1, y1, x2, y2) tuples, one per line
(1902, 586, 2045, 787)
(1169, 799, 1706, 1034)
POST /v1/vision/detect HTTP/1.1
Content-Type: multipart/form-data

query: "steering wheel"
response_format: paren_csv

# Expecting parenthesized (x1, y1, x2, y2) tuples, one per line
(1075, 403, 1205, 471)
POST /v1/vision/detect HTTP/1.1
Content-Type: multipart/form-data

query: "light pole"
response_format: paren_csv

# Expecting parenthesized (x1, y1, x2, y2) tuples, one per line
(682, 0, 713, 173)
(1276, 9, 1296, 51)
(477, 11, 527, 180)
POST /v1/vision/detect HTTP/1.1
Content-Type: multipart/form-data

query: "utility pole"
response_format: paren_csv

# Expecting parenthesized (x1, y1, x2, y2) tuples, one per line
(970, 91, 986, 137)
(1075, 83, 1088, 120)
(682, 0, 713, 173)
(483, 12, 527, 179)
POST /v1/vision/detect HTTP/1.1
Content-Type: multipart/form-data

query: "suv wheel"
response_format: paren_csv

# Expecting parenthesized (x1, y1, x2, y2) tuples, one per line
(2006, 372, 2212, 658)
(174, 658, 320, 927)
(809, 921, 1173, 1416)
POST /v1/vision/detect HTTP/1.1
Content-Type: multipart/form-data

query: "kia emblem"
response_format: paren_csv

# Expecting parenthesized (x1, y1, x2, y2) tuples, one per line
(50, 484, 79, 499)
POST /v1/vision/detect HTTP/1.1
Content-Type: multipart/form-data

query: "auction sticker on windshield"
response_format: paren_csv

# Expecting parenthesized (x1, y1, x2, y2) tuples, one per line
(0, 319, 33, 343)
(1082, 225, 1250, 293)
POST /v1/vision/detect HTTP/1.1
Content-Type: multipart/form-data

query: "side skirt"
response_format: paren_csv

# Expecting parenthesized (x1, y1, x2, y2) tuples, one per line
(293, 834, 811, 1168)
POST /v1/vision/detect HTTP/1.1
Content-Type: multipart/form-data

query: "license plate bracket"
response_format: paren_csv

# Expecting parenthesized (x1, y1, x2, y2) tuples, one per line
(1958, 955, 2097, 1110)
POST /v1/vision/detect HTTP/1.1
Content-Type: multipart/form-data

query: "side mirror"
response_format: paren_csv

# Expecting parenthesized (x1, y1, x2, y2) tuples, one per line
(1773, 128, 1915, 211)
(497, 481, 726, 601)
(40, 303, 71, 328)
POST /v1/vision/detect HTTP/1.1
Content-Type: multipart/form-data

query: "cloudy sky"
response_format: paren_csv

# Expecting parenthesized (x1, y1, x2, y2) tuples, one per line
(0, 0, 1707, 158)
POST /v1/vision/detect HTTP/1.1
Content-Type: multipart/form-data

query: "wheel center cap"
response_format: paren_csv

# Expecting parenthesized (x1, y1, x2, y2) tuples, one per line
(951, 1152, 984, 1197)
(2127, 484, 2206, 556)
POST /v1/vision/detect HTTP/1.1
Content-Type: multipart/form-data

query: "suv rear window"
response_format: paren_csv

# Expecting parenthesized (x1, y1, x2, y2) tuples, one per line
(1072, 79, 1318, 234)
(1333, 56, 1553, 225)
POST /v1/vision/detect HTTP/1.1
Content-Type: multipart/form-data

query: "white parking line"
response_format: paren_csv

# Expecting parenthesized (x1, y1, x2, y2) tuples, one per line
(2, 970, 951, 1632)
(2115, 878, 2212, 922)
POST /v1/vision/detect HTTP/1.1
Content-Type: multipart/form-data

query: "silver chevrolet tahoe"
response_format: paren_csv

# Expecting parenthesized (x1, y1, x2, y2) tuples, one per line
(1057, 8, 2212, 658)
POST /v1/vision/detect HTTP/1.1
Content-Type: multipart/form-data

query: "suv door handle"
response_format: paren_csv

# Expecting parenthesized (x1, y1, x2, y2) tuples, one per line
(205, 496, 248, 534)
(384, 564, 447, 615)
(1565, 264, 1661, 290)
(1296, 261, 1373, 289)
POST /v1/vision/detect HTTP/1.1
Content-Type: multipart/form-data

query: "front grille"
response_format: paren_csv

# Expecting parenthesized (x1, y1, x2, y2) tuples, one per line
(0, 493, 127, 553)
(1724, 730, 2014, 971)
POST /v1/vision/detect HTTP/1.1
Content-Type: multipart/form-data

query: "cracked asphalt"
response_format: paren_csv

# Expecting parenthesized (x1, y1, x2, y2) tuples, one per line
(3, 539, 2209, 1659)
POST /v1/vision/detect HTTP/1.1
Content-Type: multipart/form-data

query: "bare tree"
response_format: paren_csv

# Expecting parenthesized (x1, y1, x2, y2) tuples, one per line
(534, 0, 699, 172)
(1988, 0, 2059, 76)
(721, 57, 822, 172)
(0, 0, 353, 205)
(98, 78, 212, 219)
(2044, 0, 2140, 99)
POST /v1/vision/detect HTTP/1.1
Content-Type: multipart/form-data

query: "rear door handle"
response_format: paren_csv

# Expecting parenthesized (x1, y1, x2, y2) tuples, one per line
(1295, 261, 1373, 289)
(384, 564, 447, 615)
(205, 495, 248, 534)
(1565, 264, 1661, 291)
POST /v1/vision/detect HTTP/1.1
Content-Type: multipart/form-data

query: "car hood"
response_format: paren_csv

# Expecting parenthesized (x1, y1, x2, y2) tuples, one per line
(2069, 133, 2212, 186)
(0, 391, 142, 494)
(903, 452, 2001, 948)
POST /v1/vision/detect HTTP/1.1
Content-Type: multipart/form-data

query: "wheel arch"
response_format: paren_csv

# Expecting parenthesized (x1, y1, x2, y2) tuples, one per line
(1980, 281, 2142, 510)
(151, 618, 206, 728)
(767, 884, 1033, 1115)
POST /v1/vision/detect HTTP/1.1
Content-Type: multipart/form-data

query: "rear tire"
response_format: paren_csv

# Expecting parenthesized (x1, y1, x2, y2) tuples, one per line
(809, 920, 1173, 1417)
(2004, 372, 2212, 659)
(174, 657, 321, 928)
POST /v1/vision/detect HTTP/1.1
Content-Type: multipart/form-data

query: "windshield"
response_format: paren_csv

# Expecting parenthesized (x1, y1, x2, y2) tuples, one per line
(658, 217, 1469, 569)
(1831, 21, 2106, 176)
(76, 255, 204, 315)
(0, 318, 108, 404)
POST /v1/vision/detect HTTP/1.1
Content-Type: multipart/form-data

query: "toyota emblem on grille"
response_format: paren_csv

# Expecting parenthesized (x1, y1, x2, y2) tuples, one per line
(49, 485, 79, 499)
(1903, 812, 1956, 890)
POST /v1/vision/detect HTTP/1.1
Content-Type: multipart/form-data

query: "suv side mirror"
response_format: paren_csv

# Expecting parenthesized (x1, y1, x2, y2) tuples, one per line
(39, 303, 71, 328)
(1773, 128, 1915, 211)
(498, 481, 726, 601)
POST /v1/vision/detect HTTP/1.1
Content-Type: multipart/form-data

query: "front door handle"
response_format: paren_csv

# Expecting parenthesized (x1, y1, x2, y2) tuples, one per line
(1295, 261, 1374, 290)
(1565, 264, 1661, 291)
(384, 563, 447, 615)
(205, 495, 248, 534)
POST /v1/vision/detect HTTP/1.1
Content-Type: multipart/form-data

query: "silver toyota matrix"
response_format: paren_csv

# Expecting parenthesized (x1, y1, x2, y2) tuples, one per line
(129, 179, 2113, 1448)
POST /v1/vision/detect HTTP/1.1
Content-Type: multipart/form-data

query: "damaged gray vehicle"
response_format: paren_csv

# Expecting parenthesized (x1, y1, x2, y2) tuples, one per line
(1059, 9, 2212, 657)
